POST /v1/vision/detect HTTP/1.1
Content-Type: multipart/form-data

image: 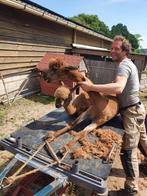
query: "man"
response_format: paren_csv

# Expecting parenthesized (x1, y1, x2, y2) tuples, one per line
(79, 35, 147, 195)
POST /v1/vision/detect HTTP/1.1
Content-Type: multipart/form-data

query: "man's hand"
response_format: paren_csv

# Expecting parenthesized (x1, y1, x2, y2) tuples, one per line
(78, 77, 93, 92)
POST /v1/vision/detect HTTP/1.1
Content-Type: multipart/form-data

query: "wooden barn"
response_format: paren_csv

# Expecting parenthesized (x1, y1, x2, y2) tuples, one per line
(0, 0, 147, 103)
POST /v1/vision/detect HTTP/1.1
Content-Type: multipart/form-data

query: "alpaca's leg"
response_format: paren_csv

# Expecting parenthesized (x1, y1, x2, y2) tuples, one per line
(70, 106, 93, 126)
(64, 115, 112, 151)
(94, 115, 111, 127)
(47, 124, 72, 141)
(62, 121, 98, 152)
(47, 107, 93, 142)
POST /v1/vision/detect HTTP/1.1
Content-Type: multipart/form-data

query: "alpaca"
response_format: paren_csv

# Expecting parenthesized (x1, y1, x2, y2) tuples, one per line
(43, 58, 119, 148)
(54, 81, 90, 116)
(46, 81, 91, 141)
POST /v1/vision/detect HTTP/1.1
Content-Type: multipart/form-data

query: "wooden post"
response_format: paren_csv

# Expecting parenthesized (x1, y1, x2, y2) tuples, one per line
(0, 73, 11, 105)
(12, 77, 29, 103)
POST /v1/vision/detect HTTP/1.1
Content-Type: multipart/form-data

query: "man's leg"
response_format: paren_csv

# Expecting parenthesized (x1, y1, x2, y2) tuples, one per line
(138, 116, 147, 175)
(120, 148, 139, 193)
(120, 106, 141, 193)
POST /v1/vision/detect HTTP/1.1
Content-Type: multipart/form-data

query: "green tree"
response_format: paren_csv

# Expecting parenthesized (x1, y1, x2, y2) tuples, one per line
(133, 34, 143, 53)
(111, 23, 129, 38)
(111, 23, 139, 51)
(69, 13, 111, 37)
(128, 34, 139, 51)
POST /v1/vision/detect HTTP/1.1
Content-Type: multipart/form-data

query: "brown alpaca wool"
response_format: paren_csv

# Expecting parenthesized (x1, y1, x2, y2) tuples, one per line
(72, 128, 122, 160)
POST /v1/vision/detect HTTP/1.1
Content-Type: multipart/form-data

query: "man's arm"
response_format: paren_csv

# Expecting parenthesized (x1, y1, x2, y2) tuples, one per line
(79, 76, 127, 95)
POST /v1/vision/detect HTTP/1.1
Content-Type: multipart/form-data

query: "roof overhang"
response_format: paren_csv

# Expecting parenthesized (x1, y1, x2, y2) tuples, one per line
(72, 43, 147, 62)
(0, 0, 113, 42)
(72, 43, 109, 51)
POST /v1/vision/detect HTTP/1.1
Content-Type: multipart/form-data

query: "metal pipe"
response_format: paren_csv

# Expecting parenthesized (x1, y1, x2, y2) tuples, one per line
(16, 137, 22, 148)
(1, 90, 40, 104)
(71, 160, 79, 174)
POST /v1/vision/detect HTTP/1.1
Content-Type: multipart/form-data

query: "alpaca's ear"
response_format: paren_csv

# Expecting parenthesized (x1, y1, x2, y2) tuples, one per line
(59, 80, 65, 86)
(83, 76, 86, 81)
(48, 58, 63, 71)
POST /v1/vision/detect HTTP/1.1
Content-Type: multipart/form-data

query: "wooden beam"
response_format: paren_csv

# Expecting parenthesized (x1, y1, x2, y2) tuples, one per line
(0, 73, 11, 105)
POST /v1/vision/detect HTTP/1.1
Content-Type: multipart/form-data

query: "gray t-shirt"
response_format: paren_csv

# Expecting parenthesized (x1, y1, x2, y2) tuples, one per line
(116, 58, 140, 108)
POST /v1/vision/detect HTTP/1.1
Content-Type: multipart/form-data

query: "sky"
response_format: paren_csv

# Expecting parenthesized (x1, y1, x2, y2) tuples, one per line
(31, 0, 147, 48)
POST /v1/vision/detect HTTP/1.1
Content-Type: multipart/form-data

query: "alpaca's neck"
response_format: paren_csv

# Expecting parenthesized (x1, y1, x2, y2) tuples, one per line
(74, 77, 101, 97)
(89, 91, 102, 98)
(73, 77, 104, 102)
(63, 97, 76, 115)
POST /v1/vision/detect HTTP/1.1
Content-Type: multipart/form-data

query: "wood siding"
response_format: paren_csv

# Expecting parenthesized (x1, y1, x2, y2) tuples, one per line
(0, 3, 72, 102)
(85, 60, 117, 84)
(85, 59, 147, 85)
(74, 31, 111, 49)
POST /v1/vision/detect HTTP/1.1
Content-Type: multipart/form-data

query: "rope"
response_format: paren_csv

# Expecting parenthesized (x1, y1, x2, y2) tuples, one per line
(12, 142, 46, 178)
(0, 141, 50, 189)
(2, 161, 57, 189)
(0, 138, 70, 189)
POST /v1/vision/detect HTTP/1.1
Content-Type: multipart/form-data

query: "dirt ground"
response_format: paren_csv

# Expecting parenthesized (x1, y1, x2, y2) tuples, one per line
(0, 93, 147, 195)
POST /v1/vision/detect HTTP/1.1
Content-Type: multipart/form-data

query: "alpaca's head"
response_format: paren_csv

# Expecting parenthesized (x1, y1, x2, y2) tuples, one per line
(41, 58, 86, 83)
(54, 83, 71, 108)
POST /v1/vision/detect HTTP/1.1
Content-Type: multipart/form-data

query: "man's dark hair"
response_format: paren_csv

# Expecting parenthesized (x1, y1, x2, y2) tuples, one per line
(113, 35, 132, 54)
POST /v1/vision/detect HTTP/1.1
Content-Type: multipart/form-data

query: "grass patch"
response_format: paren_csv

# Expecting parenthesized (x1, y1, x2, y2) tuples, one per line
(140, 91, 147, 101)
(28, 93, 55, 104)
(0, 93, 54, 122)
(11, 94, 55, 106)
(0, 94, 55, 125)
(0, 132, 6, 138)
(0, 105, 7, 124)
(12, 98, 33, 106)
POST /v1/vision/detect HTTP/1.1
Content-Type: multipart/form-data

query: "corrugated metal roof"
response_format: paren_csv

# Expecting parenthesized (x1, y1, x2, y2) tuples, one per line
(0, 0, 112, 42)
